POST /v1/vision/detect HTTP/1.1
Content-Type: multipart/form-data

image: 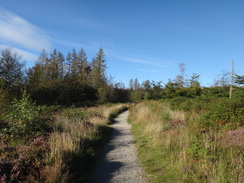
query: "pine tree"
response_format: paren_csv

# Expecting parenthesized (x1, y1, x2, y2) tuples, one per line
(77, 48, 89, 82)
(71, 48, 79, 78)
(27, 63, 43, 89)
(27, 49, 47, 88)
(189, 73, 200, 87)
(49, 49, 59, 80)
(235, 74, 244, 85)
(91, 48, 107, 88)
(91, 48, 112, 103)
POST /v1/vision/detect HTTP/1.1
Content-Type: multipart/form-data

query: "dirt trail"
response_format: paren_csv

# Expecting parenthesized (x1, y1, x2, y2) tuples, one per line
(90, 111, 144, 183)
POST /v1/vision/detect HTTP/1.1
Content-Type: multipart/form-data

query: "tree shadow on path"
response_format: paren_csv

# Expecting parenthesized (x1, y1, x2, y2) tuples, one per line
(89, 115, 134, 183)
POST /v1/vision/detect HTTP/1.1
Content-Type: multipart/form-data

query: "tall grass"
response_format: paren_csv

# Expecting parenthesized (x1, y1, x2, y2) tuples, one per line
(129, 101, 243, 182)
(0, 103, 128, 182)
(46, 103, 129, 182)
(129, 101, 188, 182)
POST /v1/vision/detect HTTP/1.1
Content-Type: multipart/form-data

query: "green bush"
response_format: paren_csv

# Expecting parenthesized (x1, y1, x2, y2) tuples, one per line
(199, 98, 244, 131)
(1, 91, 43, 141)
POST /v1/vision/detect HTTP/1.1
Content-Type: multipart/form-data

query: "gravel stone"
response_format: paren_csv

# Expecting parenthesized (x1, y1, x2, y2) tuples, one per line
(90, 111, 144, 183)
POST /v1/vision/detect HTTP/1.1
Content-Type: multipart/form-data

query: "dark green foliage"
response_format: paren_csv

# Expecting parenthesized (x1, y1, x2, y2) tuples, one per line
(199, 98, 244, 131)
(91, 48, 107, 89)
(26, 47, 130, 106)
(234, 74, 244, 85)
(232, 87, 244, 98)
(161, 80, 201, 99)
(201, 86, 230, 97)
(30, 80, 97, 106)
(113, 88, 130, 103)
(143, 80, 163, 100)
(130, 89, 146, 102)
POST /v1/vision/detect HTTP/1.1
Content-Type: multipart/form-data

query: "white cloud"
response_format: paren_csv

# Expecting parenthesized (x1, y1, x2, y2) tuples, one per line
(0, 8, 51, 51)
(0, 45, 38, 65)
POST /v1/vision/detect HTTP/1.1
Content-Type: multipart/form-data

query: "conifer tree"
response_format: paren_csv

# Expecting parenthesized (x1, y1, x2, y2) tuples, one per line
(71, 48, 79, 78)
(27, 49, 47, 88)
(91, 48, 107, 88)
(235, 74, 244, 85)
(27, 63, 43, 88)
(49, 49, 59, 80)
(91, 48, 112, 103)
(77, 48, 89, 82)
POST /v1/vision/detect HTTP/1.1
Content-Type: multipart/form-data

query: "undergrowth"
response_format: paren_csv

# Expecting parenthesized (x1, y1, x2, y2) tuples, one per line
(0, 92, 128, 182)
(129, 100, 243, 182)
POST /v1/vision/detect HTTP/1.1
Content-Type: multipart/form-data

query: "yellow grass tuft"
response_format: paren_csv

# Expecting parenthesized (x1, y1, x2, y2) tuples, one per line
(45, 103, 129, 182)
(89, 116, 107, 125)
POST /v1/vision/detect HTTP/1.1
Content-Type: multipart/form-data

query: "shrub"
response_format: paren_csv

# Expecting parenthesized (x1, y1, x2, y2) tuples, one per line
(1, 91, 43, 141)
(199, 98, 244, 131)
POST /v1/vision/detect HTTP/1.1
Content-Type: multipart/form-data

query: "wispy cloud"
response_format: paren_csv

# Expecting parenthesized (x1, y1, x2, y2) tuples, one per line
(136, 68, 161, 73)
(0, 8, 51, 51)
(111, 52, 169, 69)
(0, 44, 38, 64)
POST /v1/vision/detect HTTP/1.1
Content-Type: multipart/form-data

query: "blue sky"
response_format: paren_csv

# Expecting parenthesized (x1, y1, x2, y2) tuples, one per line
(0, 0, 243, 86)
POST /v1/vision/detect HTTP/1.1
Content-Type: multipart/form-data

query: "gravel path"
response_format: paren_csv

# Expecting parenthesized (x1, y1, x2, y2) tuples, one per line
(90, 111, 144, 183)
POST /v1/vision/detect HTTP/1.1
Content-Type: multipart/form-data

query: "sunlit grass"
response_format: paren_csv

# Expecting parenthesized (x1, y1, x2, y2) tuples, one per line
(46, 103, 129, 182)
(129, 101, 243, 183)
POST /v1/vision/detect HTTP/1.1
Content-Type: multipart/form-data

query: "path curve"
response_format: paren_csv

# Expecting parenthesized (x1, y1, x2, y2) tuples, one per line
(90, 111, 144, 183)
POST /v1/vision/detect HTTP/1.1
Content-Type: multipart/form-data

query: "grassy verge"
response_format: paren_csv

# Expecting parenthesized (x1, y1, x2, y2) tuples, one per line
(129, 100, 243, 182)
(0, 101, 128, 182)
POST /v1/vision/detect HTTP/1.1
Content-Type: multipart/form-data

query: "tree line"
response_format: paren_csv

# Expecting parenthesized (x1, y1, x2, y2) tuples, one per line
(0, 47, 243, 108)
(129, 63, 244, 101)
(0, 47, 130, 107)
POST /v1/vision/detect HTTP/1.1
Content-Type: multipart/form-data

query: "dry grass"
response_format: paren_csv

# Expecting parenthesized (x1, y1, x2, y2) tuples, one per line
(129, 101, 191, 182)
(170, 110, 185, 121)
(89, 116, 107, 125)
(46, 103, 129, 182)
(129, 101, 244, 183)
